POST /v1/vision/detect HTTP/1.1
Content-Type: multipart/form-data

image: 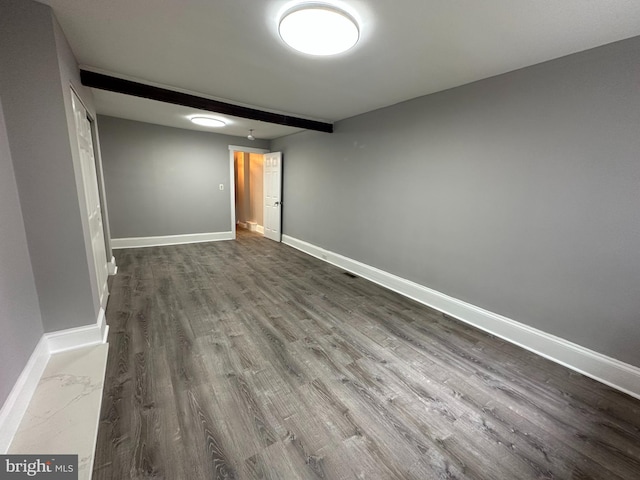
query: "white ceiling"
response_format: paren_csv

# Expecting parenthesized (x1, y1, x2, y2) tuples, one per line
(39, 0, 640, 137)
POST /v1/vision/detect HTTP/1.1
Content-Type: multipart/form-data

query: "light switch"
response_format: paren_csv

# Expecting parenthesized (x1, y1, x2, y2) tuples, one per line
(219, 184, 224, 190)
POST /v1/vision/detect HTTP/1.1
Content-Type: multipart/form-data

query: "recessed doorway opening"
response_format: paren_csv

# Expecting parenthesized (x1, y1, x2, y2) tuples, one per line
(228, 145, 282, 242)
(234, 150, 265, 234)
(228, 145, 269, 240)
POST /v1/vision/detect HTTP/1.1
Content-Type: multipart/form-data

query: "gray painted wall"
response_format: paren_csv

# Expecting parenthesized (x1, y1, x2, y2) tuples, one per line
(0, 0, 102, 333)
(0, 98, 44, 405)
(272, 36, 640, 367)
(99, 115, 269, 238)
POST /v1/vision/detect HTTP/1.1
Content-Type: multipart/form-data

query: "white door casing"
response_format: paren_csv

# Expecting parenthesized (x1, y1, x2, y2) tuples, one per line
(263, 152, 282, 242)
(71, 90, 109, 305)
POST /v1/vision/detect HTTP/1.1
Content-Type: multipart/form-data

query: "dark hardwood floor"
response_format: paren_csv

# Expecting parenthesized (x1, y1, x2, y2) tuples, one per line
(93, 230, 640, 479)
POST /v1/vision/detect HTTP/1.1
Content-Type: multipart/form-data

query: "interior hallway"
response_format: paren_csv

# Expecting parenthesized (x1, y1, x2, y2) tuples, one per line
(94, 231, 640, 479)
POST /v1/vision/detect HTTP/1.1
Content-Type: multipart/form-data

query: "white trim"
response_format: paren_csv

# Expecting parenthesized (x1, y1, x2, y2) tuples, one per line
(0, 308, 109, 452)
(46, 308, 109, 354)
(247, 222, 264, 234)
(107, 255, 117, 275)
(237, 221, 248, 230)
(0, 337, 50, 452)
(98, 308, 109, 344)
(99, 280, 109, 311)
(228, 144, 269, 154)
(111, 231, 234, 249)
(230, 150, 237, 239)
(282, 235, 640, 400)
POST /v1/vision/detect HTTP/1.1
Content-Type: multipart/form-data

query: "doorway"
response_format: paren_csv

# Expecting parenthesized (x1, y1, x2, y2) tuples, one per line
(234, 151, 265, 233)
(229, 145, 269, 239)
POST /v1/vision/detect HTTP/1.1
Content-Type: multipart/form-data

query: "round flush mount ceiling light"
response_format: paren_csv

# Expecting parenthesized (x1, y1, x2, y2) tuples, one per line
(279, 3, 359, 56)
(190, 116, 226, 128)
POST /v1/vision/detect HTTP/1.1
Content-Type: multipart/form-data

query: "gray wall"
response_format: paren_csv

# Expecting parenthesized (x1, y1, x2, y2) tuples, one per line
(272, 36, 640, 368)
(99, 115, 269, 238)
(0, 0, 101, 333)
(0, 98, 44, 405)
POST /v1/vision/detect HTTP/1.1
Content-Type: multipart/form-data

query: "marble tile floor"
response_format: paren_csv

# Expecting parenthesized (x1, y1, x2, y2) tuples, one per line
(9, 344, 109, 480)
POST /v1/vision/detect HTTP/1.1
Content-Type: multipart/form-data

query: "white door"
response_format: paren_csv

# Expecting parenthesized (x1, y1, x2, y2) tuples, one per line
(71, 90, 109, 305)
(263, 152, 282, 242)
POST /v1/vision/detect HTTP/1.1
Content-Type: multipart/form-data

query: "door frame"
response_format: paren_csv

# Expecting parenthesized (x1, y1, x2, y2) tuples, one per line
(70, 86, 113, 272)
(228, 145, 269, 239)
(70, 87, 110, 308)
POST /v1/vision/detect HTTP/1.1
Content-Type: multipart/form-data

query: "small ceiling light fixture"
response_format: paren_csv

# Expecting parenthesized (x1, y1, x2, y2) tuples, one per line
(190, 116, 226, 128)
(247, 129, 255, 141)
(279, 3, 359, 56)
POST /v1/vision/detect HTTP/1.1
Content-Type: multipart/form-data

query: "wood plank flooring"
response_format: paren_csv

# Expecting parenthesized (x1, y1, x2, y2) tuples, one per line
(93, 230, 640, 479)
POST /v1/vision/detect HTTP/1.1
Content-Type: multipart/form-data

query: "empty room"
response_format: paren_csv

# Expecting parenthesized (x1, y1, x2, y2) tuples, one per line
(1, 1, 640, 479)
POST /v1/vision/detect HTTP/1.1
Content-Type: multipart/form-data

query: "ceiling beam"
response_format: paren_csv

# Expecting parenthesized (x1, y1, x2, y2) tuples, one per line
(80, 70, 333, 133)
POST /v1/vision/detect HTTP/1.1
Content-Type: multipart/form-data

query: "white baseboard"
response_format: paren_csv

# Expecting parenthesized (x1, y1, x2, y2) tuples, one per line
(247, 222, 264, 234)
(0, 308, 110, 452)
(282, 235, 640, 400)
(237, 221, 248, 230)
(0, 336, 50, 453)
(111, 231, 234, 249)
(107, 255, 117, 275)
(99, 280, 109, 311)
(45, 307, 109, 354)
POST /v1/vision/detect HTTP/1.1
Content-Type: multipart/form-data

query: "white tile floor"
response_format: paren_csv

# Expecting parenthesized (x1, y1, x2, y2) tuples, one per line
(9, 344, 108, 480)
